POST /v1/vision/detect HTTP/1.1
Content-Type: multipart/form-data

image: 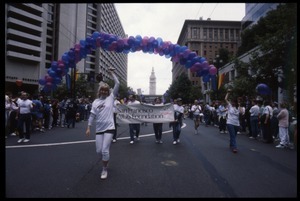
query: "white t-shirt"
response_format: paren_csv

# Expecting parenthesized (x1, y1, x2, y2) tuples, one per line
(174, 104, 184, 120)
(226, 103, 240, 126)
(113, 99, 120, 113)
(17, 99, 33, 114)
(263, 105, 273, 118)
(191, 104, 202, 115)
(90, 93, 115, 133)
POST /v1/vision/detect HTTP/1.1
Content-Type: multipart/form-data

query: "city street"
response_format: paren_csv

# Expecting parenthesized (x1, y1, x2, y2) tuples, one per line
(5, 118, 297, 198)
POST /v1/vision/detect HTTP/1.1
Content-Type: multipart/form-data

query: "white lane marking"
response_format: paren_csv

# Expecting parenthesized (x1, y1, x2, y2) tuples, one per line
(6, 123, 186, 149)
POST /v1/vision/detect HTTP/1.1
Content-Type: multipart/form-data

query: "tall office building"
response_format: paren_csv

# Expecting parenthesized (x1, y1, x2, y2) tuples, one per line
(5, 3, 127, 97)
(149, 67, 156, 95)
(174, 19, 241, 103)
(241, 3, 280, 30)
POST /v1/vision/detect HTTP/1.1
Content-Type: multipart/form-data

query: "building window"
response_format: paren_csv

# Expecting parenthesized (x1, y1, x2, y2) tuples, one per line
(209, 28, 213, 39)
(191, 27, 199, 39)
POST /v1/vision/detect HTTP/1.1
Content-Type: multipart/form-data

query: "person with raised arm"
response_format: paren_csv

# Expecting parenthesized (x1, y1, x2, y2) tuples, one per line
(85, 67, 119, 180)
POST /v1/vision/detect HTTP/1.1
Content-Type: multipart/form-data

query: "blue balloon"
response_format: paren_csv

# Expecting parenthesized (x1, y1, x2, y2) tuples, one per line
(92, 31, 100, 40)
(256, 83, 271, 95)
(202, 74, 211, 82)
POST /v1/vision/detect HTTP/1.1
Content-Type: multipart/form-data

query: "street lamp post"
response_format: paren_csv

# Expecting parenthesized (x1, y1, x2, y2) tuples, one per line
(213, 55, 223, 101)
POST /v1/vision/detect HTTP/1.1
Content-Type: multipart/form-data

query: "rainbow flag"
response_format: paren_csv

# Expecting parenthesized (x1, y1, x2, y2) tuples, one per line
(218, 73, 225, 89)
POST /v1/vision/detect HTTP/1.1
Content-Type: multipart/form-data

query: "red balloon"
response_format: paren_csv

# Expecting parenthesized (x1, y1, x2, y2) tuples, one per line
(16, 79, 23, 87)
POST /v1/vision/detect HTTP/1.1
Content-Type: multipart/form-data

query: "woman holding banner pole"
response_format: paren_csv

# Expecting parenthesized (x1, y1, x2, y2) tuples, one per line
(171, 98, 184, 145)
(127, 94, 141, 144)
(152, 97, 164, 144)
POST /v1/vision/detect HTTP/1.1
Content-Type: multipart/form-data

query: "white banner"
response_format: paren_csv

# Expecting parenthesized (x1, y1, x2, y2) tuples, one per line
(116, 103, 175, 124)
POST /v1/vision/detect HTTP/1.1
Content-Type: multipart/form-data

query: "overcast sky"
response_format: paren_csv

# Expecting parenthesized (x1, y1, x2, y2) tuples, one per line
(114, 3, 245, 95)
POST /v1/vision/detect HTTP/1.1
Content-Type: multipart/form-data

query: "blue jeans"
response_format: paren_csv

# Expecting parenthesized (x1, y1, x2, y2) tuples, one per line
(129, 124, 140, 141)
(226, 124, 239, 149)
(172, 122, 182, 141)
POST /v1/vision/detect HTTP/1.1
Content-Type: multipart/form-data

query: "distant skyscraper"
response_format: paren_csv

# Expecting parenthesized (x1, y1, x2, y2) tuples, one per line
(137, 88, 142, 95)
(149, 67, 156, 95)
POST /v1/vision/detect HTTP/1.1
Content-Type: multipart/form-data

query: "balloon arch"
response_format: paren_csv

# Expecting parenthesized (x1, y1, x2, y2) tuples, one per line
(39, 31, 218, 93)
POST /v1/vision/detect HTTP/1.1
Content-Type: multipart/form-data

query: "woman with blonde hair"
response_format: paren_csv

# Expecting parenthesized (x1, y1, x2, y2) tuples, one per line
(85, 67, 119, 180)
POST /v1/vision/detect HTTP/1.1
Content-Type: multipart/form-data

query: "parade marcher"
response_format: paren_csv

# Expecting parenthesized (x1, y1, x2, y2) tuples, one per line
(127, 94, 141, 144)
(225, 89, 243, 153)
(112, 96, 121, 143)
(85, 67, 119, 180)
(152, 97, 164, 143)
(171, 98, 184, 145)
(190, 100, 202, 134)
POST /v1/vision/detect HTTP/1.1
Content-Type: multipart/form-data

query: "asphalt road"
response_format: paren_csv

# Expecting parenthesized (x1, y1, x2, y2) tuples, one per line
(5, 118, 297, 198)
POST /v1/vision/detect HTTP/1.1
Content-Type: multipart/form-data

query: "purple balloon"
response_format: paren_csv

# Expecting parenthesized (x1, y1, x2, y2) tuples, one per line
(209, 66, 217, 75)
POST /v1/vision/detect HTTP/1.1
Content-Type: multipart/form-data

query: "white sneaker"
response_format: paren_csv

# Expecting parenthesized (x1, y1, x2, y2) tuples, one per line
(136, 137, 140, 141)
(173, 141, 177, 145)
(17, 138, 24, 143)
(112, 139, 117, 143)
(177, 139, 180, 143)
(159, 140, 163, 144)
(130, 141, 134, 144)
(10, 133, 16, 136)
(220, 131, 224, 134)
(23, 139, 30, 143)
(101, 169, 108, 180)
(275, 144, 285, 148)
(194, 130, 198, 134)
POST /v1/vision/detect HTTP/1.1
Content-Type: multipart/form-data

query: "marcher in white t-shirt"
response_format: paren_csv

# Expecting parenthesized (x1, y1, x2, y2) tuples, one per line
(85, 68, 119, 180)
